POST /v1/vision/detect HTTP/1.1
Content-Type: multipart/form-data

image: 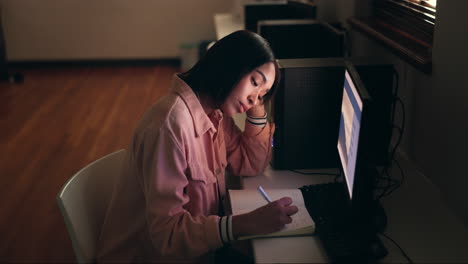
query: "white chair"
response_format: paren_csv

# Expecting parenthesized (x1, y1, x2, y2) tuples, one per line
(57, 149, 126, 263)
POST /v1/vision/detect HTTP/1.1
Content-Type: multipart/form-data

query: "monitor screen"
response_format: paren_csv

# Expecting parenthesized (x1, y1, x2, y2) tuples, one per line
(337, 69, 363, 199)
(337, 62, 392, 233)
(337, 61, 379, 211)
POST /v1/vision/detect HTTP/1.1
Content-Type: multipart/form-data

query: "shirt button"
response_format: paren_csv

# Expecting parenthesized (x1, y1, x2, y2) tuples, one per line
(215, 168, 222, 174)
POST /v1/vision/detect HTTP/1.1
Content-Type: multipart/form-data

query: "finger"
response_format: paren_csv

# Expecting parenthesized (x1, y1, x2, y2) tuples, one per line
(285, 205, 299, 216)
(282, 215, 293, 224)
(278, 197, 293, 206)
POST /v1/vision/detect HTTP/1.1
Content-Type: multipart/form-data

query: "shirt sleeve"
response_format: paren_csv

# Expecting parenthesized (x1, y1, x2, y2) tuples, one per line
(223, 116, 276, 176)
(133, 127, 223, 259)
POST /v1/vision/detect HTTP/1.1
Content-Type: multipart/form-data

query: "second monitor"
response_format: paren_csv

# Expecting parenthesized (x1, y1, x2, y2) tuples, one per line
(244, 1, 317, 33)
(258, 19, 345, 59)
(270, 58, 395, 170)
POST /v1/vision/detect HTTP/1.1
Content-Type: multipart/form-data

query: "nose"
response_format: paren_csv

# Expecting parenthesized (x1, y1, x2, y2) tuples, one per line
(247, 91, 261, 106)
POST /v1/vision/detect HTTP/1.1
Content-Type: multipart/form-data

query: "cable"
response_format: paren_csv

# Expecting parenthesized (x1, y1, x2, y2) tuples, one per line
(376, 125, 404, 200)
(389, 98, 406, 163)
(376, 95, 406, 201)
(380, 232, 414, 264)
(382, 158, 406, 198)
(392, 69, 400, 106)
(387, 68, 400, 163)
(385, 69, 401, 166)
(374, 69, 399, 173)
(376, 167, 399, 199)
(394, 69, 400, 92)
(374, 68, 404, 201)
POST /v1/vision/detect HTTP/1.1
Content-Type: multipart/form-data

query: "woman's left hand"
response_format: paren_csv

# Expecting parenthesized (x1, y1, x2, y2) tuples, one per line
(246, 103, 266, 117)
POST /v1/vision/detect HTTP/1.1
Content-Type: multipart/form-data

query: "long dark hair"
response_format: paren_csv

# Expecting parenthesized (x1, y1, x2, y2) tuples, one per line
(179, 30, 280, 107)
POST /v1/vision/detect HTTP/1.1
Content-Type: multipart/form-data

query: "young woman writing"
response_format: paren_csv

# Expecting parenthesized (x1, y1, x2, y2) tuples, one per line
(97, 30, 298, 263)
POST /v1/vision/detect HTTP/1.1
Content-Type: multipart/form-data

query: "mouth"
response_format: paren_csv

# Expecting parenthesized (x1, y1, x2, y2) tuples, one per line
(239, 102, 246, 113)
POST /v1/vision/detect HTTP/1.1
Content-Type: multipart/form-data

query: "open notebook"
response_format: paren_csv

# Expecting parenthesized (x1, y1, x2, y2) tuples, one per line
(228, 188, 315, 240)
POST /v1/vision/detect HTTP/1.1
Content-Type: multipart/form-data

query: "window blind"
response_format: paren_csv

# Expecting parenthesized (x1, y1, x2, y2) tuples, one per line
(373, 0, 437, 46)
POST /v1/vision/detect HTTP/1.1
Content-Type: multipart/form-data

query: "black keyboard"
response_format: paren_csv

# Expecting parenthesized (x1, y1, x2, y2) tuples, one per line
(300, 182, 387, 263)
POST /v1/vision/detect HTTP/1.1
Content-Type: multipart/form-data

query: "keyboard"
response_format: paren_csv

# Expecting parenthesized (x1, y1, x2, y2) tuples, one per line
(300, 182, 387, 263)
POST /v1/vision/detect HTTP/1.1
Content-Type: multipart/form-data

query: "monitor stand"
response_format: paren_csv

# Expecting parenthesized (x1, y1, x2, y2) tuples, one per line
(361, 201, 389, 262)
(367, 234, 388, 261)
(371, 200, 388, 233)
(351, 197, 388, 262)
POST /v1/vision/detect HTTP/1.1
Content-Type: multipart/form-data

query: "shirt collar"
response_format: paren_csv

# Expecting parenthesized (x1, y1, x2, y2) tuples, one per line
(171, 74, 223, 137)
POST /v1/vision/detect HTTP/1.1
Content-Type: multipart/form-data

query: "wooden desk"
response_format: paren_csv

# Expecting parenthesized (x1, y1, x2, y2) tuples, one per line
(234, 154, 468, 263)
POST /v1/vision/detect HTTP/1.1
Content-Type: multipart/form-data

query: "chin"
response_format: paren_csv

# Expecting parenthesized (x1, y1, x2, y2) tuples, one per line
(224, 111, 235, 117)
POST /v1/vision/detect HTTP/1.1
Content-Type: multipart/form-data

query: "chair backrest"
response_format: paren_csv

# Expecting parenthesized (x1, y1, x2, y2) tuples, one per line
(57, 149, 126, 263)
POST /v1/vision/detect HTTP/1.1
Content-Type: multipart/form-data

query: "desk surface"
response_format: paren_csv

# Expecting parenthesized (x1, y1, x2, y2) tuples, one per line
(235, 156, 468, 263)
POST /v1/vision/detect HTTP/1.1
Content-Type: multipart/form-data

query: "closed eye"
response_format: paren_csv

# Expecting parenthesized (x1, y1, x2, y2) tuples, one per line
(251, 77, 258, 87)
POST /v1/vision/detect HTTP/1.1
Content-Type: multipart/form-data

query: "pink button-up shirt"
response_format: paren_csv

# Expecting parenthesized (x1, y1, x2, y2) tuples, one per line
(97, 75, 274, 263)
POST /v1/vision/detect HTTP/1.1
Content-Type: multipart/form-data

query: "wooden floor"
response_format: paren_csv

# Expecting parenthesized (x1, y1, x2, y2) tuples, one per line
(0, 65, 178, 262)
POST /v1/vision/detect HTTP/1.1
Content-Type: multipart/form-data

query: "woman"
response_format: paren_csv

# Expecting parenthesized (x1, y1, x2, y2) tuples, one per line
(97, 30, 298, 263)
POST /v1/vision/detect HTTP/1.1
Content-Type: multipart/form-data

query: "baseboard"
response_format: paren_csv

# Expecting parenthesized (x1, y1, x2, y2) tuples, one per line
(7, 58, 181, 69)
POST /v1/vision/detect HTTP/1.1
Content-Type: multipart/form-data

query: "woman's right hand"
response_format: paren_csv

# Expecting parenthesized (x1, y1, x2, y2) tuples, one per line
(232, 197, 299, 238)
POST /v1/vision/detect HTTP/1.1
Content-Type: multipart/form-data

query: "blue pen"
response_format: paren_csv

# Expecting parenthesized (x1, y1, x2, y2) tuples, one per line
(258, 185, 272, 203)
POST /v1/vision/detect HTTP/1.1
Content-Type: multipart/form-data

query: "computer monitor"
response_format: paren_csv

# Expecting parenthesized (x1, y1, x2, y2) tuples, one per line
(338, 61, 386, 228)
(244, 1, 316, 33)
(258, 19, 344, 59)
(295, 61, 391, 262)
(271, 58, 345, 170)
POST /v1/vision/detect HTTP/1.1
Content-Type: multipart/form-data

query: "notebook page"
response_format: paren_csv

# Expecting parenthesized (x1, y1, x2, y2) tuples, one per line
(229, 189, 314, 232)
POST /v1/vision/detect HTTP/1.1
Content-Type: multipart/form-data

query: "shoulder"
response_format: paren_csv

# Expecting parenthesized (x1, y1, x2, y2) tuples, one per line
(136, 93, 194, 140)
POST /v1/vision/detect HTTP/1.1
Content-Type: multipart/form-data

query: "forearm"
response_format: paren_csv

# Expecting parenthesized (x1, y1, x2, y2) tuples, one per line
(232, 214, 255, 239)
(224, 118, 274, 176)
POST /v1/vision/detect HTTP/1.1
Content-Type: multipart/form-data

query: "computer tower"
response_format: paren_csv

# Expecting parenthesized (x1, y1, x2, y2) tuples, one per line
(271, 58, 345, 170)
(258, 19, 344, 59)
(270, 58, 395, 170)
(244, 1, 316, 33)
